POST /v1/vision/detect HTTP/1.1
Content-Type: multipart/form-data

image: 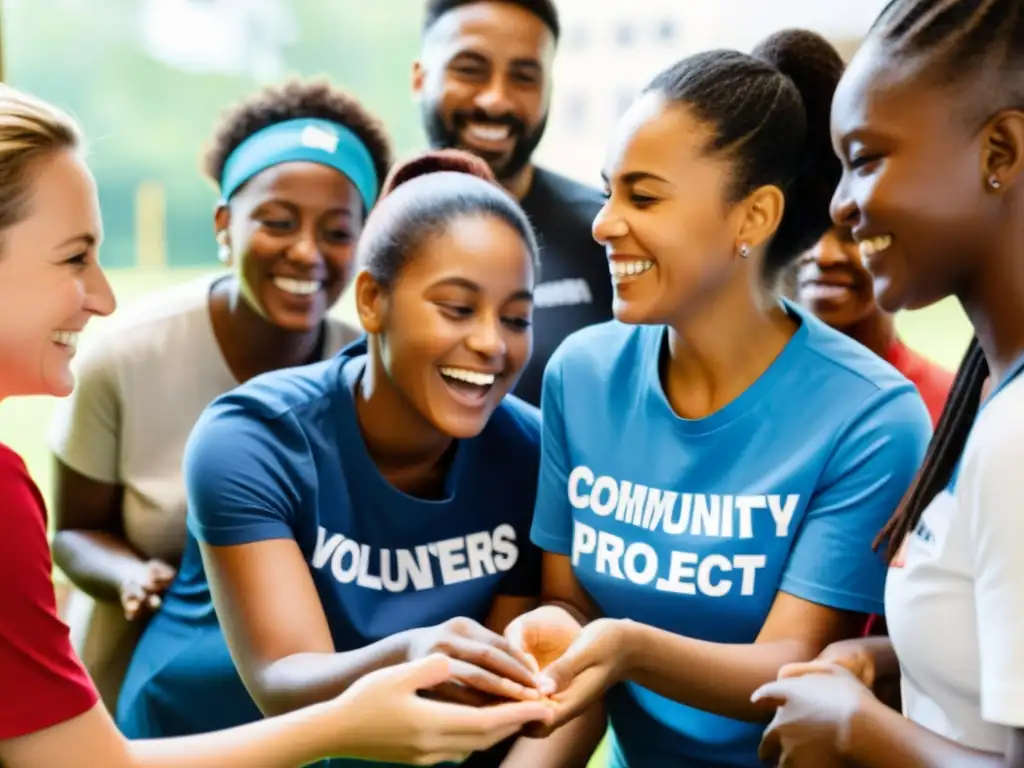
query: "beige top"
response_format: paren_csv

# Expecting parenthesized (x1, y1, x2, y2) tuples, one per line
(48, 273, 359, 710)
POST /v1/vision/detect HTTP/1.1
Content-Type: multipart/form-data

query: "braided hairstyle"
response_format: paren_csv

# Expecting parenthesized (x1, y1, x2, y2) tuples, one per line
(864, 0, 1024, 560)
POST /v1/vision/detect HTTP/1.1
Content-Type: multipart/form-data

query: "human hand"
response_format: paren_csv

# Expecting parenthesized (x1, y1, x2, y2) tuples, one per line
(329, 654, 556, 765)
(504, 604, 584, 671)
(778, 638, 877, 690)
(753, 662, 872, 766)
(407, 617, 545, 705)
(120, 559, 176, 621)
(527, 618, 629, 735)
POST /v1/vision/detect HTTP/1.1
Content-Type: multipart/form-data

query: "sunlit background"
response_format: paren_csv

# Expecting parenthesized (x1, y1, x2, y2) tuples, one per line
(0, 0, 970, 546)
(0, 3, 974, 764)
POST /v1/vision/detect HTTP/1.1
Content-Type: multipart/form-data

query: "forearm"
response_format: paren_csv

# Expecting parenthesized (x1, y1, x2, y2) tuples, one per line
(859, 635, 901, 682)
(52, 530, 145, 603)
(252, 632, 411, 716)
(501, 704, 606, 768)
(620, 621, 817, 722)
(844, 696, 1003, 768)
(131, 699, 338, 768)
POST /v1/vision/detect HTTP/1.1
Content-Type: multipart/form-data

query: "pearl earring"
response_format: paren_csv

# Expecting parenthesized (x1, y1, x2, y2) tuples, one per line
(216, 231, 232, 264)
(738, 242, 750, 259)
(988, 175, 1001, 190)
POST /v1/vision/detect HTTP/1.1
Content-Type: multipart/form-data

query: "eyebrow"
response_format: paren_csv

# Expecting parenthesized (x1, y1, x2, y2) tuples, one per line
(53, 233, 96, 251)
(600, 170, 671, 185)
(254, 200, 356, 217)
(451, 50, 543, 74)
(431, 276, 533, 302)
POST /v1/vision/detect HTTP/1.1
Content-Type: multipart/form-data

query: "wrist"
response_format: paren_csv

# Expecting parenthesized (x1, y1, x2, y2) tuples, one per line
(840, 689, 886, 760)
(612, 618, 643, 682)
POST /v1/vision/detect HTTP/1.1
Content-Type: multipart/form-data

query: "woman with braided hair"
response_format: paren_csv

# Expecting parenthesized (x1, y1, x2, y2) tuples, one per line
(754, 2, 1024, 766)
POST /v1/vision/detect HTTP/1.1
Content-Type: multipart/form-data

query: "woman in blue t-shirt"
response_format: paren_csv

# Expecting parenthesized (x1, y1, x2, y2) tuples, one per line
(117, 150, 603, 767)
(505, 30, 932, 768)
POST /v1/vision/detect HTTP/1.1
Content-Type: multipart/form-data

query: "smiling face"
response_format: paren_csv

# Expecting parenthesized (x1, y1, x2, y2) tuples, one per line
(0, 149, 115, 399)
(217, 161, 363, 331)
(356, 213, 534, 439)
(829, 41, 1000, 313)
(795, 225, 880, 329)
(414, 2, 554, 182)
(593, 92, 751, 326)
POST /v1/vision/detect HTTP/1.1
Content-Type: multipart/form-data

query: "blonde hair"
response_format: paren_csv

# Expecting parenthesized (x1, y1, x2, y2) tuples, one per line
(0, 85, 81, 234)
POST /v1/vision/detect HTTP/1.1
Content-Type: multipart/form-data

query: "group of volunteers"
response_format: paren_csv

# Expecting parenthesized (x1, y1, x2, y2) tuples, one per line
(1, 0, 1022, 767)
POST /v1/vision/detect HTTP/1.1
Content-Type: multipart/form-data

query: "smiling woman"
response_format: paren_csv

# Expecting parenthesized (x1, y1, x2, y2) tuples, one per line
(45, 79, 391, 714)
(105, 148, 600, 768)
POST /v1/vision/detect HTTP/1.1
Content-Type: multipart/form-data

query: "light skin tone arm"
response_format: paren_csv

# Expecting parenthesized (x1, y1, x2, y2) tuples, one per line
(0, 655, 556, 768)
(51, 459, 173, 619)
(201, 538, 542, 717)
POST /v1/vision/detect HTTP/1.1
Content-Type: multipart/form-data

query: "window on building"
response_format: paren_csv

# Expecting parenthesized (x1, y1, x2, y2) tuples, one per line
(613, 22, 635, 48)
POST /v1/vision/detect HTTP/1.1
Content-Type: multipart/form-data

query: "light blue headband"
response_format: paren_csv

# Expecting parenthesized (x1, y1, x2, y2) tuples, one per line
(219, 117, 379, 208)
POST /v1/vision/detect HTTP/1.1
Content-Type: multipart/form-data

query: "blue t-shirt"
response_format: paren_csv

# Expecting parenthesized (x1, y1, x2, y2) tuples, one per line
(117, 340, 542, 768)
(530, 305, 932, 768)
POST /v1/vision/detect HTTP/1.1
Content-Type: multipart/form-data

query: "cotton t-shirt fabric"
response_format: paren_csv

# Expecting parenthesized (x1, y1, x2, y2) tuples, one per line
(47, 273, 357, 710)
(530, 303, 932, 768)
(886, 354, 1024, 753)
(886, 337, 954, 427)
(0, 443, 98, 739)
(514, 167, 613, 406)
(117, 339, 543, 768)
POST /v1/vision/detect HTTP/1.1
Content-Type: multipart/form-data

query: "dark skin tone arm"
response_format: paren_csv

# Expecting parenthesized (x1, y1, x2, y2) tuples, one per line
(200, 538, 541, 718)
(50, 459, 149, 604)
(848, 699, 1024, 768)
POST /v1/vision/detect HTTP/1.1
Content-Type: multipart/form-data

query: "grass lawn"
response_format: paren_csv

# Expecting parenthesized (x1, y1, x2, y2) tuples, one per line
(0, 268, 970, 768)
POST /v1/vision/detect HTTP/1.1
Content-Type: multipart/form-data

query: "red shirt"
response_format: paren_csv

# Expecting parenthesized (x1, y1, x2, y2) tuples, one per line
(885, 338, 955, 427)
(0, 443, 97, 739)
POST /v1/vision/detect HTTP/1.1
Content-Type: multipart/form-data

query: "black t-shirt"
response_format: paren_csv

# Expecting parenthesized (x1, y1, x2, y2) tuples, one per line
(515, 167, 613, 406)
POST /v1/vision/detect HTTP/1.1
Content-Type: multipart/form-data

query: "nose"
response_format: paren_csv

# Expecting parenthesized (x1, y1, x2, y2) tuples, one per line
(466, 311, 507, 360)
(830, 175, 858, 230)
(288, 231, 321, 267)
(591, 200, 627, 246)
(808, 230, 848, 267)
(475, 76, 515, 115)
(85, 263, 116, 317)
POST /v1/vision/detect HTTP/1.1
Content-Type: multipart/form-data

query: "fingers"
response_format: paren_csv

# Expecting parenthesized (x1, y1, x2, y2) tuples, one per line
(777, 660, 839, 680)
(423, 682, 503, 707)
(436, 632, 539, 693)
(456, 623, 542, 688)
(447, 657, 539, 701)
(751, 678, 793, 706)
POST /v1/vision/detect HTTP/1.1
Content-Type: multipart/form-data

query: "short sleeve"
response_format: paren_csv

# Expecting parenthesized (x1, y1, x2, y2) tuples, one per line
(959, 410, 1024, 728)
(530, 357, 574, 554)
(46, 337, 121, 484)
(184, 395, 312, 547)
(779, 388, 931, 615)
(0, 447, 98, 739)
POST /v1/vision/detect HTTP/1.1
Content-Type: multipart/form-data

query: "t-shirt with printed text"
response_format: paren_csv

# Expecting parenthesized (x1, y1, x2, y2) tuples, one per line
(886, 353, 1024, 753)
(117, 339, 542, 768)
(531, 303, 932, 768)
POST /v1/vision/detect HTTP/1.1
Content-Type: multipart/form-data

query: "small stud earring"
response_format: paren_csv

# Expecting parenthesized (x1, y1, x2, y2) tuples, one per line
(216, 231, 232, 264)
(988, 175, 1001, 190)
(738, 242, 750, 259)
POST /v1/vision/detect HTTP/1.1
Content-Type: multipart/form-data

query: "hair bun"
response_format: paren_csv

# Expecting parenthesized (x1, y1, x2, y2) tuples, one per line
(380, 149, 497, 199)
(752, 28, 845, 260)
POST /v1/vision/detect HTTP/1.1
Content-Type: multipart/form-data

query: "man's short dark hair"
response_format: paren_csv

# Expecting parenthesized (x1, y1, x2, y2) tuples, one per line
(423, 0, 560, 40)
